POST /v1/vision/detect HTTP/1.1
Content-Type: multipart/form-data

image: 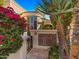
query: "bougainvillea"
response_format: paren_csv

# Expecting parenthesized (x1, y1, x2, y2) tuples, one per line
(0, 6, 26, 59)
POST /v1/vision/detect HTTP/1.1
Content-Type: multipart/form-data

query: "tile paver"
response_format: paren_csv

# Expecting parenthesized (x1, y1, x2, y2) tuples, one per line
(27, 48, 49, 59)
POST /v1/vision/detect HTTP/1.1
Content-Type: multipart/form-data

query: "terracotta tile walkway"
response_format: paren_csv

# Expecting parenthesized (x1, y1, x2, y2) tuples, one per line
(26, 48, 49, 59)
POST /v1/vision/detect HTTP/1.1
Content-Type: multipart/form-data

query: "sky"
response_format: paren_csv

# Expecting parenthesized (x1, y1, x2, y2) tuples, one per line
(15, 0, 40, 11)
(15, 0, 50, 19)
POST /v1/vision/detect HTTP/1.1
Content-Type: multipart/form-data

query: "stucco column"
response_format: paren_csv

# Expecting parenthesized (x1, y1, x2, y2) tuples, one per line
(56, 22, 69, 59)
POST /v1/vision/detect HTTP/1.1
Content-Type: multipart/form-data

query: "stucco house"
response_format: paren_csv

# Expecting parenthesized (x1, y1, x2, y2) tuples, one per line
(2, 0, 26, 14)
(20, 11, 45, 30)
(10, 0, 26, 14)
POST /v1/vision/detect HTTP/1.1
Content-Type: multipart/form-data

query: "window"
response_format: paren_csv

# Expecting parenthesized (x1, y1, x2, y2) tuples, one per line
(29, 16, 37, 29)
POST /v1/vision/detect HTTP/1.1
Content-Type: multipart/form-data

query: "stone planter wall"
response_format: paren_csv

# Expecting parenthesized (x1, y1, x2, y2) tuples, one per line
(7, 40, 27, 59)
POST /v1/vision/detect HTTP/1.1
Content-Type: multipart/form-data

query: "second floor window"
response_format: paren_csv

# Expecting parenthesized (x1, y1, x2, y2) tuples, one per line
(29, 16, 37, 29)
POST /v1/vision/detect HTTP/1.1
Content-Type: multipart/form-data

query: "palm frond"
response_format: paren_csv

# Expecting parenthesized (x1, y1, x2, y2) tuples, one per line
(36, 0, 75, 15)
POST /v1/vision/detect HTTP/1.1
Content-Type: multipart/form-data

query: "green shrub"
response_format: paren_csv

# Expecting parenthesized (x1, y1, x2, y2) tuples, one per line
(49, 45, 59, 59)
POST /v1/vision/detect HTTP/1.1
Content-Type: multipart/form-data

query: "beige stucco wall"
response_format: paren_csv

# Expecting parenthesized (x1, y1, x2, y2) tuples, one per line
(2, 0, 10, 7)
(7, 40, 27, 59)
(10, 0, 26, 14)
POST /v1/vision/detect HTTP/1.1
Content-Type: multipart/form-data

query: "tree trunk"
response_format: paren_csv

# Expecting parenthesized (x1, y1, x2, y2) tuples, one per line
(56, 22, 69, 59)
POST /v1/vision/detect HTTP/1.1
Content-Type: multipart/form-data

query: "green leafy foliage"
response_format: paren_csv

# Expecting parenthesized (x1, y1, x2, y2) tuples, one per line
(36, 0, 75, 28)
(49, 45, 59, 59)
(40, 24, 53, 29)
(0, 6, 26, 59)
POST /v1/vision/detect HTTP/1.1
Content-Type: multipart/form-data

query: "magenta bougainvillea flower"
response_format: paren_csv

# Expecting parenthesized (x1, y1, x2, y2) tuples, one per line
(0, 6, 7, 14)
(0, 35, 4, 45)
(0, 35, 4, 40)
(0, 6, 26, 30)
(0, 6, 26, 57)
